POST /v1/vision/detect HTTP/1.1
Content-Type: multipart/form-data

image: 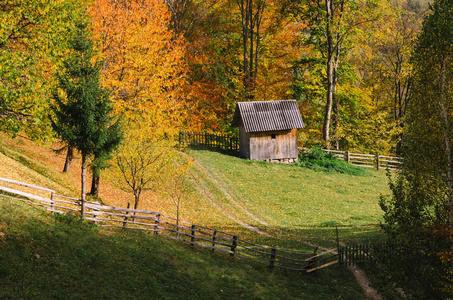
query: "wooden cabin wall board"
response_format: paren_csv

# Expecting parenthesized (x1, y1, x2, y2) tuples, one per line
(249, 129, 298, 160)
(239, 125, 250, 158)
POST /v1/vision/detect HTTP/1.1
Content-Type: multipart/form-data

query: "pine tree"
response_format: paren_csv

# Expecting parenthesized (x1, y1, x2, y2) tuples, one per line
(51, 20, 122, 215)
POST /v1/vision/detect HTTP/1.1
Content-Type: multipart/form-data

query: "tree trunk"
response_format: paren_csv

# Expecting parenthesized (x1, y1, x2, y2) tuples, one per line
(133, 189, 141, 211)
(323, 52, 334, 148)
(90, 172, 100, 198)
(81, 152, 87, 217)
(63, 145, 74, 173)
(322, 0, 342, 149)
(439, 57, 452, 226)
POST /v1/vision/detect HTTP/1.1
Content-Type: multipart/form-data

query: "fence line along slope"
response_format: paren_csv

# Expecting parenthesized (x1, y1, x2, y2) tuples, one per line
(0, 176, 337, 272)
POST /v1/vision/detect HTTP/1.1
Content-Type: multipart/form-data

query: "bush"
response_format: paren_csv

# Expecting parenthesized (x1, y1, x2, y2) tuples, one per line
(295, 148, 369, 176)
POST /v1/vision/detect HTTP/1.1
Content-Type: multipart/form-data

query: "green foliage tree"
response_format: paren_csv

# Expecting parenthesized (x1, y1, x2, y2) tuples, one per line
(288, 0, 383, 148)
(0, 0, 79, 139)
(378, 0, 453, 296)
(51, 20, 122, 215)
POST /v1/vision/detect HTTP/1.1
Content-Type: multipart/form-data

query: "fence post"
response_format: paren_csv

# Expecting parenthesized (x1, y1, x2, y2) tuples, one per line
(306, 247, 318, 271)
(212, 229, 217, 251)
(123, 202, 131, 228)
(269, 247, 277, 270)
(230, 235, 238, 257)
(191, 224, 196, 246)
(336, 226, 341, 263)
(155, 214, 160, 235)
(50, 192, 55, 215)
(376, 152, 380, 170)
(345, 151, 350, 164)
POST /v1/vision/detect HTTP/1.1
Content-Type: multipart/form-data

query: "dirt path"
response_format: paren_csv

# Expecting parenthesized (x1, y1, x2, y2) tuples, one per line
(192, 158, 382, 299)
(193, 161, 270, 226)
(348, 265, 382, 300)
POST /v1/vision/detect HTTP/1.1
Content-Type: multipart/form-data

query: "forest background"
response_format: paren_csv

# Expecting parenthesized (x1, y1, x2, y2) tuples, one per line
(0, 0, 427, 154)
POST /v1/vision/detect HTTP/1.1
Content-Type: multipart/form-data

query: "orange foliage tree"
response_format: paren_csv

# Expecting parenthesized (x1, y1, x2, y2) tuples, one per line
(88, 0, 188, 135)
(178, 0, 305, 132)
(87, 0, 190, 206)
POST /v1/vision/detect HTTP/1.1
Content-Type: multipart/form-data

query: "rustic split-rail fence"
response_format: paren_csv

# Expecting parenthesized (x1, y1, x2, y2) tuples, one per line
(0, 176, 396, 272)
(321, 149, 403, 171)
(179, 131, 403, 170)
(0, 177, 344, 273)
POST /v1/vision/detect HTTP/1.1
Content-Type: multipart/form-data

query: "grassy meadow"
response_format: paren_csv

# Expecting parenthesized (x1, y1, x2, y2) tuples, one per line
(0, 135, 395, 298)
(187, 147, 391, 249)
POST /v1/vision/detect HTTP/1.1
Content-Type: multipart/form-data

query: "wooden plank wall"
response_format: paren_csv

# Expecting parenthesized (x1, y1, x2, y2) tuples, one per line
(239, 125, 250, 158)
(249, 129, 298, 160)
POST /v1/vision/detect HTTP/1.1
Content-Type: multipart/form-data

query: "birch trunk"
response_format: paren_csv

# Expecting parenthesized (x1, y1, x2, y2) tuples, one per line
(81, 152, 87, 217)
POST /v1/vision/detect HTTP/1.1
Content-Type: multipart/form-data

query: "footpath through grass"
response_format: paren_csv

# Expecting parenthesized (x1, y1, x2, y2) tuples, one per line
(0, 198, 369, 299)
(187, 147, 391, 248)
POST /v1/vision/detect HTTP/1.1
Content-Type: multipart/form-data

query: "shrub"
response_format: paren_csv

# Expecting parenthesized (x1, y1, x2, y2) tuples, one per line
(295, 148, 369, 176)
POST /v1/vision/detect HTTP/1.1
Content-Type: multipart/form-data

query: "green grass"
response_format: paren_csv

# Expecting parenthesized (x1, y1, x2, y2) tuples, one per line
(186, 147, 391, 248)
(0, 141, 395, 299)
(0, 198, 368, 299)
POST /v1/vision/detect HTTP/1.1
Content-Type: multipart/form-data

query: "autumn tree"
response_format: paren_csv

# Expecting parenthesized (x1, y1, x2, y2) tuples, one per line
(89, 0, 190, 208)
(356, 0, 424, 153)
(113, 122, 172, 211)
(287, 0, 382, 147)
(88, 0, 187, 134)
(0, 0, 80, 139)
(176, 0, 303, 131)
(378, 0, 453, 296)
(157, 151, 193, 229)
(235, 0, 265, 99)
(51, 20, 122, 215)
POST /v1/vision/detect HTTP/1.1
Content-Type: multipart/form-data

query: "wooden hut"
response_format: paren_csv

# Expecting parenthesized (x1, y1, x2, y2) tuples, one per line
(231, 100, 304, 163)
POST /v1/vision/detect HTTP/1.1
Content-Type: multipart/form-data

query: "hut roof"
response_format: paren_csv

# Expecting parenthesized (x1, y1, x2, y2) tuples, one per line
(232, 100, 304, 133)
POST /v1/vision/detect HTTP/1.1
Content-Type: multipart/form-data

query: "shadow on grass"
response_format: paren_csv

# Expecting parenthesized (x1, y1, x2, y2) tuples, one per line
(0, 198, 371, 300)
(183, 144, 241, 158)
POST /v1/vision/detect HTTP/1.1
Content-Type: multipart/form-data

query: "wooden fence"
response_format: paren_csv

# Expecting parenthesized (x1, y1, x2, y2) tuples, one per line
(338, 241, 400, 265)
(339, 244, 372, 265)
(179, 131, 239, 151)
(322, 149, 403, 170)
(0, 176, 338, 273)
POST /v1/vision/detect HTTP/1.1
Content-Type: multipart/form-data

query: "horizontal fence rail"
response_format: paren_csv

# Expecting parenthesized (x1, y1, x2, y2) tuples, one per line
(321, 149, 403, 170)
(0, 177, 336, 273)
(179, 131, 239, 151)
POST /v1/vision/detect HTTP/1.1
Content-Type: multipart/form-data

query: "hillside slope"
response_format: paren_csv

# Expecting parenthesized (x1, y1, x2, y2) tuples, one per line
(0, 197, 371, 299)
(0, 134, 391, 246)
(0, 134, 392, 299)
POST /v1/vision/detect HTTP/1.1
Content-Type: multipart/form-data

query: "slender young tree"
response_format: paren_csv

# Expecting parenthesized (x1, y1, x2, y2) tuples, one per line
(235, 0, 265, 99)
(51, 20, 122, 215)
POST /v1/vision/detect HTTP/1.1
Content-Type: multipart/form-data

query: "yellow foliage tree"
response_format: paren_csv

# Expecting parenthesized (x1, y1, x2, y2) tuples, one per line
(88, 0, 188, 135)
(88, 0, 190, 207)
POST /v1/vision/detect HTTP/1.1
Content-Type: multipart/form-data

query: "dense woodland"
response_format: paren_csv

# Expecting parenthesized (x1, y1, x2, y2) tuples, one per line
(4, 0, 453, 298)
(0, 0, 428, 153)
